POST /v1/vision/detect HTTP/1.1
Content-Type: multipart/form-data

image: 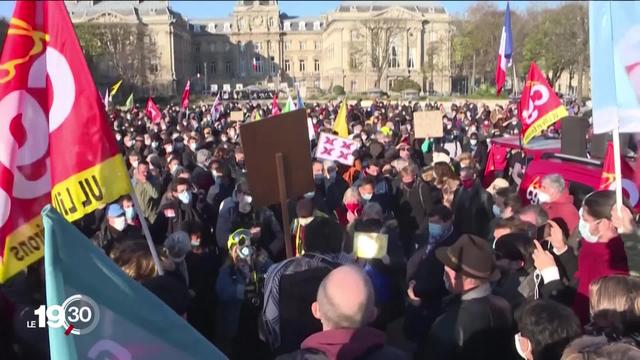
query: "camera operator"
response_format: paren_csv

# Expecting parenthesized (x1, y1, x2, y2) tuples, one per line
(215, 229, 272, 359)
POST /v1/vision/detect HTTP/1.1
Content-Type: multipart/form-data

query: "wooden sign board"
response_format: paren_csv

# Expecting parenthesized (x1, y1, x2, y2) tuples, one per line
(230, 111, 244, 122)
(240, 109, 314, 207)
(414, 111, 443, 138)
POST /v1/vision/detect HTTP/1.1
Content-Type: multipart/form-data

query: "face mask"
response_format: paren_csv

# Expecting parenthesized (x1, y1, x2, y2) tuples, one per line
(189, 143, 197, 151)
(191, 238, 201, 247)
(151, 141, 159, 149)
(113, 217, 126, 232)
(429, 223, 444, 239)
(537, 191, 551, 204)
(461, 178, 474, 189)
(514, 333, 530, 359)
(361, 193, 373, 201)
(298, 217, 315, 226)
(328, 172, 337, 182)
(579, 209, 600, 243)
(492, 205, 502, 217)
(313, 174, 324, 184)
(178, 191, 191, 204)
(165, 145, 173, 153)
(221, 136, 228, 142)
(125, 207, 135, 221)
(131, 161, 139, 168)
(304, 191, 315, 199)
(403, 180, 415, 188)
(470, 139, 478, 146)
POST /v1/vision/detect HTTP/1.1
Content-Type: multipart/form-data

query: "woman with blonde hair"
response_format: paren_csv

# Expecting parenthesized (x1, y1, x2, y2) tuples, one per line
(586, 275, 640, 340)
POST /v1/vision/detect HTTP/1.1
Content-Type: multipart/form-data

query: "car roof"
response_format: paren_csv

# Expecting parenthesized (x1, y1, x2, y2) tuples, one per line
(490, 136, 560, 151)
(526, 157, 603, 189)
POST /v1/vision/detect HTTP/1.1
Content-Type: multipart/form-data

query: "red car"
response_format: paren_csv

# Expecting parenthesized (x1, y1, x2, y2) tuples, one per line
(487, 136, 610, 208)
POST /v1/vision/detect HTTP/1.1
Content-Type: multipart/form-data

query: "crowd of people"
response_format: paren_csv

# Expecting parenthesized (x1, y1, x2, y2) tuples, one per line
(2, 96, 640, 360)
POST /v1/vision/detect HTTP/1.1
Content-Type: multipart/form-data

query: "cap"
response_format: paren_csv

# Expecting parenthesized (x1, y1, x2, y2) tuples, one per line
(107, 204, 124, 218)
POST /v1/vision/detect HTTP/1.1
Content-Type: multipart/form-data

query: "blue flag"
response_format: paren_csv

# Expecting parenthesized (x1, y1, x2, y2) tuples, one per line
(296, 87, 304, 110)
(43, 205, 227, 360)
(504, 2, 513, 60)
(589, 1, 640, 134)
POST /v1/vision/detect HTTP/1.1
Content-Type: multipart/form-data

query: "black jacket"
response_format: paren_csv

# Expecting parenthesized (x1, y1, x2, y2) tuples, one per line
(191, 165, 214, 193)
(453, 182, 493, 239)
(393, 179, 434, 238)
(421, 286, 514, 360)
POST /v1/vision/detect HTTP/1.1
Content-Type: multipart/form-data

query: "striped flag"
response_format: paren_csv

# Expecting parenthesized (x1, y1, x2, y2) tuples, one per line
(495, 2, 512, 96)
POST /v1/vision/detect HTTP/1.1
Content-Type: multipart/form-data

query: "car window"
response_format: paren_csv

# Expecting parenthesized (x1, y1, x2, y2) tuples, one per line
(568, 181, 594, 210)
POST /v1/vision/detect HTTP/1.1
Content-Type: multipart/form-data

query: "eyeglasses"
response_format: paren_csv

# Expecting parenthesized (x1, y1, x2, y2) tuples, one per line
(399, 147, 410, 152)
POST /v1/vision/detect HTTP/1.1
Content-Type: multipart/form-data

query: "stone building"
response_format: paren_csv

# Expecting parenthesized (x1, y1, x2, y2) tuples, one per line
(65, 0, 452, 96)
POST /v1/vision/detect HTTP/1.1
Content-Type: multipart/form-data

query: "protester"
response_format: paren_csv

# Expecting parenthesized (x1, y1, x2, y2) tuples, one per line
(277, 265, 409, 360)
(92, 203, 142, 255)
(453, 167, 493, 239)
(132, 160, 161, 224)
(420, 234, 514, 360)
(538, 174, 580, 237)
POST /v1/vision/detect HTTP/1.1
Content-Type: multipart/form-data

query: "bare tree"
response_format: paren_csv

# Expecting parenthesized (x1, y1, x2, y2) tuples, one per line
(75, 22, 159, 94)
(355, 19, 404, 90)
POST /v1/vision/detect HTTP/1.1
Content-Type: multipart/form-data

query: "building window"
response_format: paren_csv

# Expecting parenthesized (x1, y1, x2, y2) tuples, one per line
(193, 25, 202, 33)
(299, 41, 305, 50)
(268, 17, 275, 29)
(207, 23, 216, 32)
(351, 30, 358, 41)
(240, 59, 246, 76)
(254, 56, 263, 73)
(225, 61, 232, 73)
(195, 63, 202, 75)
(408, 48, 416, 69)
(209, 43, 216, 52)
(194, 44, 200, 53)
(284, 21, 291, 31)
(314, 59, 320, 72)
(285, 41, 291, 50)
(224, 23, 231, 32)
(314, 41, 320, 50)
(313, 21, 321, 31)
(389, 45, 399, 68)
(210, 62, 216, 74)
(351, 80, 357, 92)
(284, 59, 291, 72)
(150, 63, 159, 73)
(255, 42, 262, 52)
(270, 56, 277, 74)
(350, 55, 358, 69)
(299, 21, 306, 31)
(299, 59, 305, 72)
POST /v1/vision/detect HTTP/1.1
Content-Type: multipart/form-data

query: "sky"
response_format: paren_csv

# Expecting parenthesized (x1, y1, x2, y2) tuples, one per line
(0, 1, 564, 20)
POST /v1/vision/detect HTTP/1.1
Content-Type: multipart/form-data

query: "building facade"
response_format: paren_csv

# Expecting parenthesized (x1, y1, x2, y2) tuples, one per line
(66, 0, 452, 96)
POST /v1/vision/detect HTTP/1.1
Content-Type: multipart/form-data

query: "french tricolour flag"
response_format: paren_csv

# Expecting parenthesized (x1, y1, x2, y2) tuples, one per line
(495, 2, 513, 96)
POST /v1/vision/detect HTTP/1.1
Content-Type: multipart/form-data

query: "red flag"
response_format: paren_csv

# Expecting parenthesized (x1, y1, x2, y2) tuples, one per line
(482, 144, 509, 188)
(0, 1, 131, 281)
(599, 142, 640, 209)
(145, 97, 162, 123)
(271, 93, 280, 116)
(519, 62, 568, 144)
(181, 80, 190, 110)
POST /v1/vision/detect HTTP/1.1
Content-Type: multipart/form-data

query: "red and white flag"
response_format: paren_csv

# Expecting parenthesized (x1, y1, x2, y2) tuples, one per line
(145, 97, 162, 123)
(518, 62, 568, 144)
(252, 57, 257, 72)
(599, 142, 640, 209)
(0, 1, 131, 281)
(181, 80, 190, 110)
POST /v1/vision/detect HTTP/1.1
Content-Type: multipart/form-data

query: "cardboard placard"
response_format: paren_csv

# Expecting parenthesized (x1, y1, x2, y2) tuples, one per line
(230, 111, 244, 122)
(239, 109, 314, 207)
(414, 111, 443, 138)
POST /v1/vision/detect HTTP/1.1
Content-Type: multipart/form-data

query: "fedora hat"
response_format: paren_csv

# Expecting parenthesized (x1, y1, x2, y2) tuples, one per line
(436, 234, 500, 281)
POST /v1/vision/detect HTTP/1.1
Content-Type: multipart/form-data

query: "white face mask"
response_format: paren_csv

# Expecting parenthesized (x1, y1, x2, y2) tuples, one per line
(537, 191, 551, 204)
(492, 204, 502, 218)
(514, 333, 530, 359)
(113, 217, 126, 231)
(298, 217, 315, 226)
(578, 208, 600, 243)
(189, 143, 197, 151)
(238, 194, 253, 214)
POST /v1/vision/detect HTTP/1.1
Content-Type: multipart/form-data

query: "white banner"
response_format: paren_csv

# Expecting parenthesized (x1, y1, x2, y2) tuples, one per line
(315, 133, 356, 166)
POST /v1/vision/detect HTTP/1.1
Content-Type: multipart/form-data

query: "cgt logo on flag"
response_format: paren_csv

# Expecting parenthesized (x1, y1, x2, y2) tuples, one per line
(315, 133, 356, 166)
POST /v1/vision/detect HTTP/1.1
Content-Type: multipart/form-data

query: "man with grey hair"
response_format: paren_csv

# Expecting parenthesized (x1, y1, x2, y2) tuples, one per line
(537, 173, 579, 236)
(191, 149, 214, 192)
(278, 265, 408, 359)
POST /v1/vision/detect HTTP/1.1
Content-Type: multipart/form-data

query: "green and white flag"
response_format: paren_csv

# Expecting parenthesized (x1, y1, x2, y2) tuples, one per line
(123, 92, 134, 111)
(282, 95, 295, 113)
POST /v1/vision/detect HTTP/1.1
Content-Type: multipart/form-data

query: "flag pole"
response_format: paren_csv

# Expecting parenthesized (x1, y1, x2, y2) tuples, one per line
(612, 128, 624, 214)
(129, 189, 164, 275)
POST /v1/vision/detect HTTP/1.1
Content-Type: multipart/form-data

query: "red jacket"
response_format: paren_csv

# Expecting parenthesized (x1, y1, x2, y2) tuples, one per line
(542, 192, 579, 236)
(573, 235, 629, 324)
